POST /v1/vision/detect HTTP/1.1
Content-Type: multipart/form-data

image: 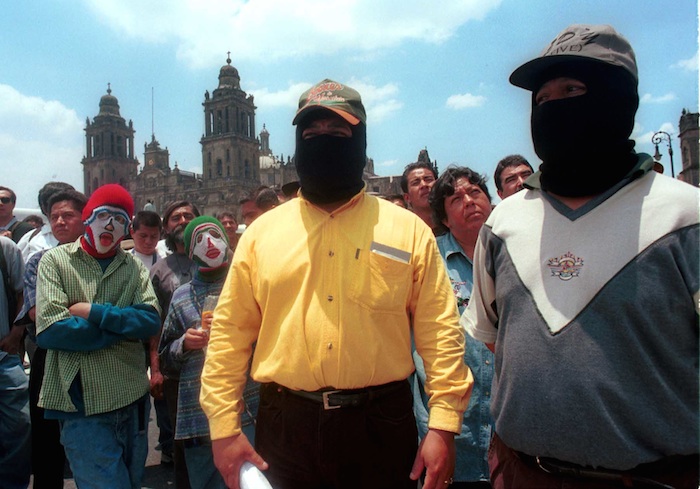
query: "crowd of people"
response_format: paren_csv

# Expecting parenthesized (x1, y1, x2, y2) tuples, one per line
(0, 22, 697, 489)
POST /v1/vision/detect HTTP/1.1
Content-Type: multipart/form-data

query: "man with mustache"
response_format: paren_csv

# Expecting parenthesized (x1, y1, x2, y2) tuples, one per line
(402, 162, 438, 231)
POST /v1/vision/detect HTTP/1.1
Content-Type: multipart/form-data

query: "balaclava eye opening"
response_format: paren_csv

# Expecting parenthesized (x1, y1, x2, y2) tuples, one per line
(294, 113, 367, 205)
(531, 61, 639, 197)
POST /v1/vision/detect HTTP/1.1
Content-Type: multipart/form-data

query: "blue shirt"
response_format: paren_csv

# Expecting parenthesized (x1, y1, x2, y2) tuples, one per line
(412, 231, 494, 482)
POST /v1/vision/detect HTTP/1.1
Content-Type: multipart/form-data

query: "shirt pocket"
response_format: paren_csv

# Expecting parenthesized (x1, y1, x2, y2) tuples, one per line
(348, 250, 412, 315)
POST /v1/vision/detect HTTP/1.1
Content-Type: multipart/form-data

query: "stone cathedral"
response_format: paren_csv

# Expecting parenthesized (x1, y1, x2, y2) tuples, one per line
(80, 56, 407, 218)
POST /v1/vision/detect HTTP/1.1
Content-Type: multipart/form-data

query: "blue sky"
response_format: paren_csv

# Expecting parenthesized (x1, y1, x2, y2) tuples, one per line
(2, 0, 697, 208)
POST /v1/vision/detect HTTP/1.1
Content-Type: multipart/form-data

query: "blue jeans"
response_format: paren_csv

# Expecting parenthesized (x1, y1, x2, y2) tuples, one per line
(184, 440, 227, 489)
(60, 395, 150, 489)
(0, 354, 31, 489)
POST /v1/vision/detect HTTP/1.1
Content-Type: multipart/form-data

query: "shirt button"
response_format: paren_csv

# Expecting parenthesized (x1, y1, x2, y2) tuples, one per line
(327, 295, 333, 301)
(328, 343, 333, 350)
(329, 251, 334, 257)
(485, 360, 491, 365)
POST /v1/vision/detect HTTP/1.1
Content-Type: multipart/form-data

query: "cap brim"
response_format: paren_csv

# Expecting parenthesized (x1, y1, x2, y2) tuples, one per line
(509, 54, 603, 91)
(292, 105, 360, 126)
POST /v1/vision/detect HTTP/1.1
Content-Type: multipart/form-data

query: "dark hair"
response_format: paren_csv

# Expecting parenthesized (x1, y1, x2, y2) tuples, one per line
(400, 162, 438, 193)
(493, 155, 533, 192)
(47, 189, 88, 215)
(216, 211, 237, 224)
(383, 194, 407, 208)
(162, 200, 200, 252)
(162, 200, 200, 226)
(132, 210, 162, 231)
(429, 166, 491, 225)
(38, 182, 75, 215)
(22, 215, 44, 227)
(254, 187, 280, 212)
(0, 186, 16, 203)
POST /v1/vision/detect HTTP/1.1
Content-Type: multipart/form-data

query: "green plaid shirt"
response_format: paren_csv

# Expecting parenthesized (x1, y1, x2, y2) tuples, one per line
(36, 241, 160, 415)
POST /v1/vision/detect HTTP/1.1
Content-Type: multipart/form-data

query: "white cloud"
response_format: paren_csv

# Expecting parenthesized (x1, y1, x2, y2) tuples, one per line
(250, 78, 403, 123)
(0, 84, 84, 208)
(249, 82, 313, 108)
(672, 50, 699, 71)
(640, 92, 677, 104)
(378, 159, 399, 168)
(633, 121, 675, 148)
(446, 92, 486, 109)
(83, 0, 502, 68)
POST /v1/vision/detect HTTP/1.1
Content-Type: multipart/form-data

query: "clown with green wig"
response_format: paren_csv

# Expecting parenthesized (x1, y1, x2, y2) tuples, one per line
(158, 216, 259, 489)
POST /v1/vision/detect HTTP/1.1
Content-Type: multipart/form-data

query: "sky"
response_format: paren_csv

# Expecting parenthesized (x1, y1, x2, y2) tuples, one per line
(1, 0, 698, 209)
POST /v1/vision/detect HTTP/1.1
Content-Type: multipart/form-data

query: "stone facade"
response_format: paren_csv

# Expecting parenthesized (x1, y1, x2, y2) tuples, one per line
(82, 58, 435, 218)
(678, 109, 699, 187)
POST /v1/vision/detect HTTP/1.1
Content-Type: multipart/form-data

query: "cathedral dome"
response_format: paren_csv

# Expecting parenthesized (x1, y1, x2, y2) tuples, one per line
(218, 53, 241, 90)
(98, 84, 121, 117)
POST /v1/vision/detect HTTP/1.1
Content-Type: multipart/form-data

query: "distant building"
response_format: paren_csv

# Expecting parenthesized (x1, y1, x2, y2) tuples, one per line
(678, 109, 699, 187)
(81, 57, 434, 217)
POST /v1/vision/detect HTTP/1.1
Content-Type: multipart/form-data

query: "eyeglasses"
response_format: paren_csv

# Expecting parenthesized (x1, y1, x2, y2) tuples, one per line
(0, 197, 12, 204)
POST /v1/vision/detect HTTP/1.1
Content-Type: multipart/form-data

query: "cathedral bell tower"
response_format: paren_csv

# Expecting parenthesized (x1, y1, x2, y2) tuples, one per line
(81, 84, 138, 196)
(200, 54, 260, 184)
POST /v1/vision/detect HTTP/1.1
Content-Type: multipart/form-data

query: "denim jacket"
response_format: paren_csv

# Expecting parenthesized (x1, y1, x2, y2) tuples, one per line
(412, 231, 494, 482)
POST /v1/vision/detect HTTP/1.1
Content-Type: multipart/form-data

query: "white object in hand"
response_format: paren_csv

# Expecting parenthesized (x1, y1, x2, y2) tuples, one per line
(240, 462, 273, 489)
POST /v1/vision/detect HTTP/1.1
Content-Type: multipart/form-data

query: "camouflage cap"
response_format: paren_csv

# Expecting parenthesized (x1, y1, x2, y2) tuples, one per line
(292, 79, 366, 126)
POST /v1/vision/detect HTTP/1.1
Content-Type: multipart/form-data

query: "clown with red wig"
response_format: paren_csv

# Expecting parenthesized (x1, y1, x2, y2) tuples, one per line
(35, 184, 161, 489)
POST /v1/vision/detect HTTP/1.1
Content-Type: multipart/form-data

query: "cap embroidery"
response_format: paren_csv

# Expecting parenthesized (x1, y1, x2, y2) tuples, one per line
(544, 29, 600, 57)
(548, 252, 584, 281)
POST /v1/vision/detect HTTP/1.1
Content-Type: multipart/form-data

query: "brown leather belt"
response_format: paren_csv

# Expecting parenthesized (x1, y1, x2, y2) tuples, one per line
(270, 380, 407, 410)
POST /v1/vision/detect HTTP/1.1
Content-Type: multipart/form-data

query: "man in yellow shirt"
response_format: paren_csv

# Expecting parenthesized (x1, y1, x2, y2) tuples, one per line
(200, 79, 472, 489)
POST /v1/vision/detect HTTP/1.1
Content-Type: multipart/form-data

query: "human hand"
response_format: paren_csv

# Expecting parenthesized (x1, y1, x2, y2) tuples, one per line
(410, 428, 456, 489)
(149, 370, 165, 399)
(68, 302, 92, 319)
(183, 327, 209, 351)
(212, 433, 268, 489)
(0, 325, 24, 354)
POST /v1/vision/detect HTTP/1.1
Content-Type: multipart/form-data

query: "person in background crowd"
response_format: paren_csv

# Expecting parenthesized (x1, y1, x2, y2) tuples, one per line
(414, 167, 494, 489)
(0, 186, 36, 244)
(16, 182, 75, 263)
(216, 211, 239, 251)
(493, 155, 533, 200)
(15, 189, 87, 489)
(36, 184, 161, 489)
(22, 215, 44, 230)
(160, 216, 256, 489)
(150, 200, 200, 488)
(131, 210, 166, 271)
(129, 209, 173, 469)
(384, 193, 408, 208)
(281, 181, 300, 200)
(401, 162, 439, 232)
(463, 24, 699, 488)
(201, 78, 471, 489)
(0, 234, 28, 489)
(239, 187, 280, 228)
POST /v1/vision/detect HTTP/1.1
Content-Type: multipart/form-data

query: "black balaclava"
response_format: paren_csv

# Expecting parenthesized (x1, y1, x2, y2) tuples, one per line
(531, 61, 639, 197)
(294, 114, 367, 205)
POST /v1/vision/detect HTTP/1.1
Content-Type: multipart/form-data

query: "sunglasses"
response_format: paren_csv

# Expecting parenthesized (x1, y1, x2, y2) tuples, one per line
(0, 197, 12, 204)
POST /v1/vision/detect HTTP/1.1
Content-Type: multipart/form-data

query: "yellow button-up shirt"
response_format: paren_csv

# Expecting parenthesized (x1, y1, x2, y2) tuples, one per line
(201, 191, 472, 438)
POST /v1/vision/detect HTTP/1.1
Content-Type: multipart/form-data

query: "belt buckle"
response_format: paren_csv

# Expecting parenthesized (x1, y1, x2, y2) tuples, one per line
(322, 390, 342, 410)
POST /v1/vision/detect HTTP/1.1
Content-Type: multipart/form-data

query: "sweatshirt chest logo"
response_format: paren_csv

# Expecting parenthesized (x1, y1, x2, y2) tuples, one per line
(548, 252, 584, 281)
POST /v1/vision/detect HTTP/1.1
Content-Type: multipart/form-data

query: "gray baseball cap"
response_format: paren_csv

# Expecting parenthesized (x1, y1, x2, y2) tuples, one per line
(510, 24, 638, 91)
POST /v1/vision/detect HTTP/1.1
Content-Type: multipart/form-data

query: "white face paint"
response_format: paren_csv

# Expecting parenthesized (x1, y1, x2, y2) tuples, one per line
(84, 205, 130, 254)
(192, 227, 228, 269)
